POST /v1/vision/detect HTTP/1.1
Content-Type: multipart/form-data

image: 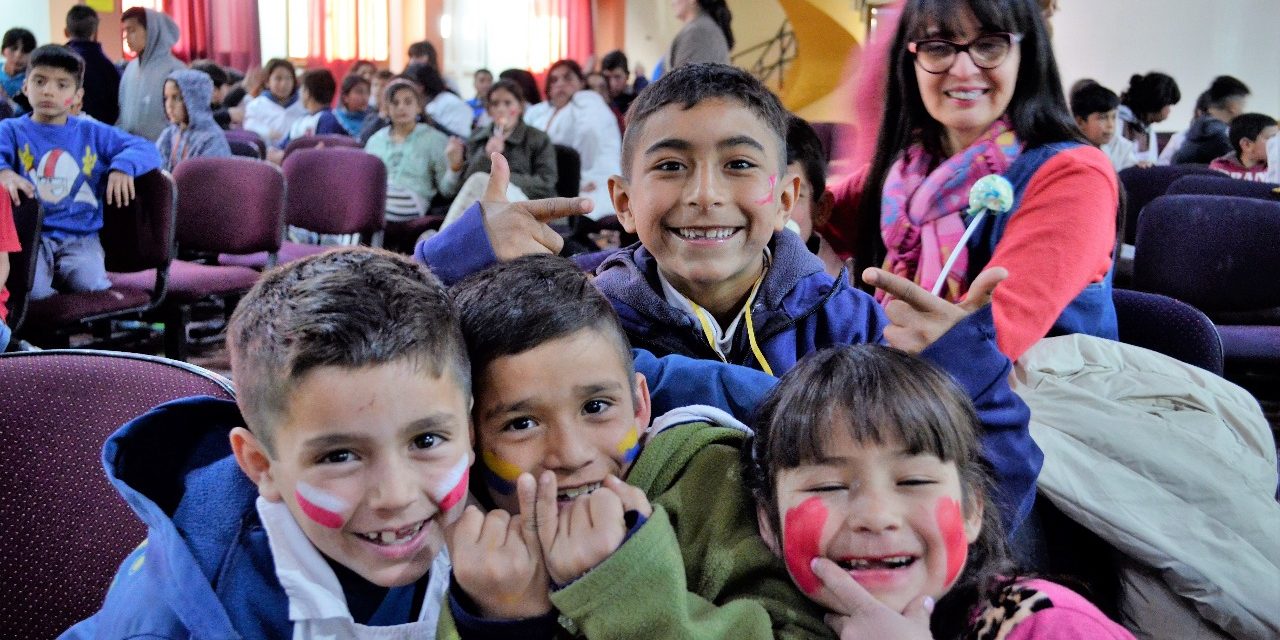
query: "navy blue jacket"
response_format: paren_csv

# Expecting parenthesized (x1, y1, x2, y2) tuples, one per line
(67, 40, 121, 125)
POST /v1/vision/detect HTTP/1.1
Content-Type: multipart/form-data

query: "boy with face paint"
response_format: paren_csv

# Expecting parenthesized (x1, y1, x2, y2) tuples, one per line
(64, 249, 476, 638)
(439, 254, 830, 638)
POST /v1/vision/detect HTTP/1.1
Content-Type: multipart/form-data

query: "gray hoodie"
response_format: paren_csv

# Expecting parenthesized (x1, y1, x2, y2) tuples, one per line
(118, 9, 185, 141)
(155, 70, 231, 171)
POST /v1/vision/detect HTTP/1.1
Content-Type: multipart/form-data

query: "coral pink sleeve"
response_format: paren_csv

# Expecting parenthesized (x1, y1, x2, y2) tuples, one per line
(982, 145, 1118, 361)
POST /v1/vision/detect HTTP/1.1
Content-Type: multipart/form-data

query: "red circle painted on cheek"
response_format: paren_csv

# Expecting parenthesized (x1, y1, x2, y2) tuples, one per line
(783, 496, 828, 594)
(936, 497, 967, 587)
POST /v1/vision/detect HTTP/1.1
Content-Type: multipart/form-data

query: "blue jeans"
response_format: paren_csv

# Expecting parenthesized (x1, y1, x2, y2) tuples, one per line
(31, 233, 112, 300)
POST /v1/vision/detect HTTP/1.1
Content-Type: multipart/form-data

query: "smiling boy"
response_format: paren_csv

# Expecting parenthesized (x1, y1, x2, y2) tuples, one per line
(63, 249, 474, 638)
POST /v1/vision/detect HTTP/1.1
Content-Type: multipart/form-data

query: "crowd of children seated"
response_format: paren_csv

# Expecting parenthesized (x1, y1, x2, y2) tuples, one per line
(1, 0, 1278, 638)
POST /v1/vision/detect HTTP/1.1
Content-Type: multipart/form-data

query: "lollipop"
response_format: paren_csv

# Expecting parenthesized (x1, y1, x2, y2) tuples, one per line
(931, 174, 1016, 296)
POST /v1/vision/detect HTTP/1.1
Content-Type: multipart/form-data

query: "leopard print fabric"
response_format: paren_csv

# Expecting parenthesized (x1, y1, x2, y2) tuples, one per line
(964, 583, 1055, 640)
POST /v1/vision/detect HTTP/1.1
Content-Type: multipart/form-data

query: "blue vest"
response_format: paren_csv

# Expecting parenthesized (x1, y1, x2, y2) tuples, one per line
(965, 142, 1119, 342)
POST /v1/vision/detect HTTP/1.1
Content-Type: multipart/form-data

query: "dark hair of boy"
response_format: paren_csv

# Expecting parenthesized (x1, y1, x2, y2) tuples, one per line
(120, 7, 147, 27)
(28, 44, 85, 86)
(600, 50, 629, 73)
(1228, 113, 1278, 159)
(374, 68, 394, 81)
(403, 62, 448, 98)
(498, 68, 541, 105)
(474, 68, 492, 79)
(487, 78, 525, 104)
(300, 68, 337, 106)
(65, 6, 100, 41)
(744, 344, 1012, 635)
(226, 248, 470, 454)
(1119, 72, 1180, 118)
(190, 60, 229, 88)
(1070, 81, 1120, 120)
(452, 254, 635, 390)
(340, 73, 370, 97)
(621, 62, 788, 179)
(785, 115, 828, 200)
(1191, 90, 1211, 120)
(857, 0, 1080, 280)
(2, 28, 37, 54)
(1207, 75, 1250, 109)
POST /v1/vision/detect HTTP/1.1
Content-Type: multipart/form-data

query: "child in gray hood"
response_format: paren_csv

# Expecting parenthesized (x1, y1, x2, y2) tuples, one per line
(155, 69, 230, 171)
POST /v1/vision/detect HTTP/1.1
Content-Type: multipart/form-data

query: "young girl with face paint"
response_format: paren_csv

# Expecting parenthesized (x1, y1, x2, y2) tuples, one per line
(747, 345, 1135, 640)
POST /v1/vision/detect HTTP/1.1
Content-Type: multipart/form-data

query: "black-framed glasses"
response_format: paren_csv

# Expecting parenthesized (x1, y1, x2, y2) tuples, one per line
(908, 32, 1023, 74)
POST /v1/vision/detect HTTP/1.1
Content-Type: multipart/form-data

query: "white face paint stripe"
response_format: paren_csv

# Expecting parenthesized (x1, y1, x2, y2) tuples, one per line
(436, 455, 469, 501)
(296, 481, 349, 514)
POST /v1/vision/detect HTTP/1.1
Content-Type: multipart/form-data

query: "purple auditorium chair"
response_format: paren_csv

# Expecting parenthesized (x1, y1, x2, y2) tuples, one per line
(1113, 288, 1224, 375)
(0, 349, 234, 639)
(282, 133, 362, 160)
(1134, 195, 1280, 369)
(3, 194, 43, 343)
(20, 170, 175, 348)
(1118, 165, 1225, 246)
(278, 146, 386, 261)
(1167, 174, 1280, 202)
(224, 128, 267, 158)
(111, 158, 283, 361)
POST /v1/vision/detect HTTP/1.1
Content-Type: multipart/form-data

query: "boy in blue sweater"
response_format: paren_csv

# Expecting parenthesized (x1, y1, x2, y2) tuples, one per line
(0, 45, 160, 300)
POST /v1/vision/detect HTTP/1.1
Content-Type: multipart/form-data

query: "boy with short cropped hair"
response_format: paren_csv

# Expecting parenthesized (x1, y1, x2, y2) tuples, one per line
(0, 45, 160, 300)
(1210, 113, 1277, 181)
(784, 114, 842, 277)
(442, 254, 829, 638)
(64, 248, 475, 638)
(287, 68, 345, 142)
(1071, 80, 1140, 171)
(0, 28, 36, 101)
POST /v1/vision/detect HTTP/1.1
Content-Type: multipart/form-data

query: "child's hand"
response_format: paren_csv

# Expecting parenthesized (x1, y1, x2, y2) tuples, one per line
(478, 153, 593, 260)
(863, 266, 1007, 354)
(532, 472, 651, 587)
(0, 169, 34, 203)
(447, 473, 552, 619)
(811, 557, 935, 639)
(446, 137, 465, 171)
(105, 171, 136, 207)
(484, 127, 506, 156)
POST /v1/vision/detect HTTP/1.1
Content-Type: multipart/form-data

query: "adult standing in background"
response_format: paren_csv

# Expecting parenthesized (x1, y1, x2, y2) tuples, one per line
(118, 7, 185, 140)
(65, 5, 120, 125)
(668, 0, 734, 68)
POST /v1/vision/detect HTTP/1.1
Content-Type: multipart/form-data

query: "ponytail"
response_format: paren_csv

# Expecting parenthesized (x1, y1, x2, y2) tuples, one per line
(697, 0, 735, 50)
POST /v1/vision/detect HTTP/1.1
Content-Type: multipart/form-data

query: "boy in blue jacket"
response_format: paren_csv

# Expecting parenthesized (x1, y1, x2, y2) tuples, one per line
(0, 44, 161, 300)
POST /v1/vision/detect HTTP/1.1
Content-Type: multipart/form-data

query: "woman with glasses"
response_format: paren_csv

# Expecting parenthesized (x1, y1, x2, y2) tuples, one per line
(831, 0, 1118, 362)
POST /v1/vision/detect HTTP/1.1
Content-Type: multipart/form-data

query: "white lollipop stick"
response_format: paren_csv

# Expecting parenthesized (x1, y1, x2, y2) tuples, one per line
(931, 211, 986, 297)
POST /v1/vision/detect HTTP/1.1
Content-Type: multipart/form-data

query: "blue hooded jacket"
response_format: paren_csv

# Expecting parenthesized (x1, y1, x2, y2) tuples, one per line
(155, 69, 231, 172)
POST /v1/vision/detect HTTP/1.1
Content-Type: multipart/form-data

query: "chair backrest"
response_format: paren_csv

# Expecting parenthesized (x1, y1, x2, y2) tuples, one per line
(224, 128, 267, 158)
(227, 138, 264, 159)
(1167, 174, 1280, 202)
(1134, 194, 1280, 313)
(173, 156, 286, 255)
(1118, 164, 1225, 245)
(282, 147, 387, 237)
(0, 350, 235, 639)
(4, 195, 43, 334)
(283, 134, 362, 159)
(100, 169, 176, 274)
(1113, 288, 1224, 375)
(553, 143, 580, 198)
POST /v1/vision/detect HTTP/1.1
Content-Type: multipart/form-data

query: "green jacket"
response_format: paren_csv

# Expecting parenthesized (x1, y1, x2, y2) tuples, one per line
(364, 122, 461, 204)
(440, 421, 833, 639)
(462, 119, 558, 199)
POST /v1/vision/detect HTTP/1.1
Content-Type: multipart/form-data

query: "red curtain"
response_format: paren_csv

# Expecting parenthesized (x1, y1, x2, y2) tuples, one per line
(559, 0, 594, 68)
(301, 0, 365, 97)
(164, 0, 261, 71)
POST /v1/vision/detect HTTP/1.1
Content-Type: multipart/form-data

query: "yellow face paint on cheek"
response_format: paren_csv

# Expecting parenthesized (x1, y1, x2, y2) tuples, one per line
(616, 425, 641, 464)
(481, 449, 523, 496)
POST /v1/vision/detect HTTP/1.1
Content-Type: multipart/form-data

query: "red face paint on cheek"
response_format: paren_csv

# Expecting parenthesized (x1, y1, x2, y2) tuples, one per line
(64, 98, 73, 107)
(783, 496, 828, 594)
(436, 456, 470, 512)
(936, 497, 967, 587)
(755, 174, 777, 205)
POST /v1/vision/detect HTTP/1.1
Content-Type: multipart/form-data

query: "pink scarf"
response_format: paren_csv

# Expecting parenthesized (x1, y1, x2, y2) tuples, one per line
(879, 119, 1022, 302)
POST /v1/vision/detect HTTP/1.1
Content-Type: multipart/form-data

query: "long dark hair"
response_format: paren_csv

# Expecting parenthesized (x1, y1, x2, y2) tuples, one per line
(1120, 72, 1181, 123)
(854, 0, 1081, 284)
(696, 0, 735, 50)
